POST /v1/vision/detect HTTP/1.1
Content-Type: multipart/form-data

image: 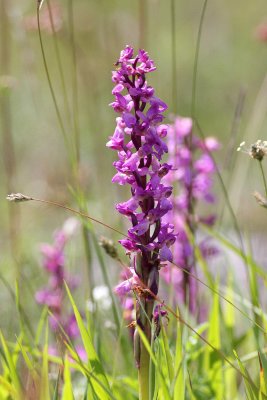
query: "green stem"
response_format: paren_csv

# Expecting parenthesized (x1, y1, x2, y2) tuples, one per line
(81, 222, 93, 301)
(68, 0, 80, 164)
(191, 0, 208, 121)
(259, 161, 267, 198)
(137, 299, 154, 400)
(171, 0, 178, 113)
(138, 342, 150, 400)
(46, 0, 71, 129)
(139, 0, 147, 48)
(37, 5, 76, 168)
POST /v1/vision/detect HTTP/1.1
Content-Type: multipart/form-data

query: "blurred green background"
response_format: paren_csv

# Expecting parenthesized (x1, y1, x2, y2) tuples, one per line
(1, 0, 267, 332)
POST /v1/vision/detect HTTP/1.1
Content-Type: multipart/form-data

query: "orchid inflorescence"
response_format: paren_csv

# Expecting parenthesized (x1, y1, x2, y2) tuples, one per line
(107, 45, 176, 299)
(107, 46, 175, 376)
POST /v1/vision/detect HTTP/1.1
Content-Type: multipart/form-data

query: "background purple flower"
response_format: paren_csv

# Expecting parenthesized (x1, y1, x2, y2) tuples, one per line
(161, 116, 219, 314)
(35, 218, 82, 343)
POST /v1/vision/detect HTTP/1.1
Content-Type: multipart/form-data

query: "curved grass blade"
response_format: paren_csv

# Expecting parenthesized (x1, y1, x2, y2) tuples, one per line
(62, 354, 74, 400)
(173, 316, 185, 400)
(64, 283, 111, 400)
(0, 331, 22, 396)
(233, 350, 258, 400)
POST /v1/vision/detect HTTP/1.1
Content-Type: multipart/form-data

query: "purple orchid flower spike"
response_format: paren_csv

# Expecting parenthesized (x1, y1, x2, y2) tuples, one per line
(107, 46, 175, 396)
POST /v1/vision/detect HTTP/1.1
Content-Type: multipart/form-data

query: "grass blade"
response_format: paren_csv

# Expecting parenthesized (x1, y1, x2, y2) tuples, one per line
(65, 283, 111, 400)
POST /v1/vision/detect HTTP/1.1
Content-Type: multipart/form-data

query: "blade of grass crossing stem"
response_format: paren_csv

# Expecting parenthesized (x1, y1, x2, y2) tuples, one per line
(0, 331, 22, 396)
(173, 317, 185, 400)
(204, 284, 223, 399)
(65, 283, 111, 400)
(62, 354, 74, 400)
(233, 350, 258, 400)
(136, 326, 171, 400)
(41, 322, 50, 400)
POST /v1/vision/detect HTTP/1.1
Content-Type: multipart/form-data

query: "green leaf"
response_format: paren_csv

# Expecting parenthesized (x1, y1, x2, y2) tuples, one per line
(204, 284, 224, 399)
(65, 283, 112, 400)
(40, 322, 50, 400)
(173, 316, 185, 400)
(35, 307, 48, 347)
(0, 331, 22, 396)
(62, 354, 74, 400)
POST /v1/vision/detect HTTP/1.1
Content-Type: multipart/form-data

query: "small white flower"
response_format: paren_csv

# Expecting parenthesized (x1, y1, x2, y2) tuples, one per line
(92, 285, 112, 310)
(62, 217, 80, 238)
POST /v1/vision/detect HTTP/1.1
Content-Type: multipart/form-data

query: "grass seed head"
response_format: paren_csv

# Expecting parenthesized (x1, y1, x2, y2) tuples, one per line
(6, 193, 32, 202)
(237, 140, 267, 161)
